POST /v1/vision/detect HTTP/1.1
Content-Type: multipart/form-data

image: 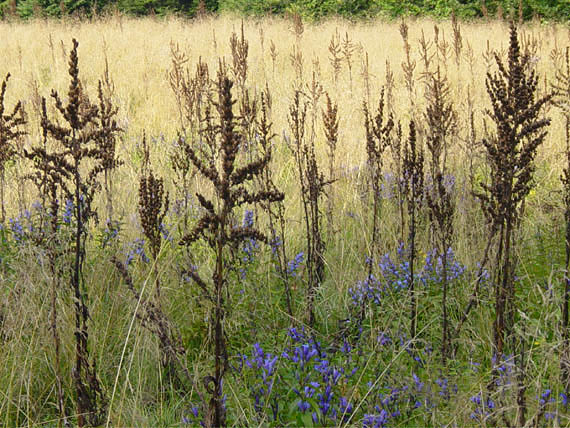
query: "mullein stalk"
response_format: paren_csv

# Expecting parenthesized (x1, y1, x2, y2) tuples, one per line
(403, 121, 424, 341)
(0, 73, 26, 224)
(424, 67, 456, 365)
(553, 46, 570, 393)
(474, 24, 552, 422)
(36, 39, 120, 426)
(181, 67, 283, 426)
(363, 89, 394, 293)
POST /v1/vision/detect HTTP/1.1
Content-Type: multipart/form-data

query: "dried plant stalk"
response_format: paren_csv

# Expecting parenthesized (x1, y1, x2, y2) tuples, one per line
(323, 93, 338, 238)
(403, 121, 424, 341)
(0, 73, 26, 223)
(288, 90, 329, 327)
(476, 22, 553, 358)
(181, 67, 284, 426)
(26, 39, 122, 427)
(363, 89, 394, 282)
(474, 23, 553, 425)
(423, 66, 457, 364)
(553, 46, 570, 394)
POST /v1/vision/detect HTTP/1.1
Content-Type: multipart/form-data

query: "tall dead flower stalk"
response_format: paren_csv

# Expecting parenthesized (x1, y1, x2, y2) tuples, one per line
(424, 67, 457, 364)
(0, 73, 26, 224)
(181, 67, 283, 426)
(553, 46, 570, 394)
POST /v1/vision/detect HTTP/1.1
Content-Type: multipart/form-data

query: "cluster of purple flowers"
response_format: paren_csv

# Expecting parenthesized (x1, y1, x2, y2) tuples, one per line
(377, 172, 456, 202)
(283, 327, 359, 425)
(5, 199, 89, 246)
(287, 251, 304, 277)
(125, 238, 150, 265)
(349, 244, 466, 307)
(238, 343, 279, 420)
(181, 406, 203, 427)
(238, 210, 260, 279)
(8, 215, 26, 243)
(100, 219, 121, 248)
(234, 327, 359, 425)
(62, 199, 74, 225)
(7, 208, 46, 244)
(421, 247, 466, 285)
(492, 353, 515, 389)
(469, 392, 495, 422)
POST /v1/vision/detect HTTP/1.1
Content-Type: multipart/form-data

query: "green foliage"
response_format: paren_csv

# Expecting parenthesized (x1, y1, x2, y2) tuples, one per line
(1, 0, 567, 20)
(219, 0, 289, 15)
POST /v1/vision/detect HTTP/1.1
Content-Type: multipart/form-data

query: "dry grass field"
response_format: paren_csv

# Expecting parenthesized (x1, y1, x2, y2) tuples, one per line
(1, 14, 570, 427)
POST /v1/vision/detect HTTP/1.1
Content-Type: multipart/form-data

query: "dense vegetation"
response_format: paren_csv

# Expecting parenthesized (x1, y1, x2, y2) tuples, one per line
(1, 13, 570, 428)
(0, 0, 568, 21)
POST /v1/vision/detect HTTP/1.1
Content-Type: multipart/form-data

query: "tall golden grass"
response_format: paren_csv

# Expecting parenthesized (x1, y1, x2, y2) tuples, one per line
(0, 15, 566, 247)
(1, 14, 569, 426)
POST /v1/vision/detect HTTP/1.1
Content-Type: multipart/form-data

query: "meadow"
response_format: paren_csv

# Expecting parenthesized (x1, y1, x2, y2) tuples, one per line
(0, 13, 569, 427)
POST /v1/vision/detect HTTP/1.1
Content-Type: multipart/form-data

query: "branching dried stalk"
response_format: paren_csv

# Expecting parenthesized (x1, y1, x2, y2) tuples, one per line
(288, 90, 329, 327)
(323, 93, 338, 238)
(112, 256, 200, 401)
(403, 121, 424, 341)
(423, 67, 457, 364)
(138, 134, 169, 264)
(451, 11, 463, 67)
(400, 20, 417, 108)
(168, 46, 211, 231)
(363, 89, 394, 282)
(0, 73, 26, 223)
(96, 80, 122, 222)
(31, 39, 120, 427)
(473, 24, 553, 424)
(181, 67, 284, 427)
(342, 31, 355, 92)
(475, 22, 552, 358)
(553, 46, 570, 394)
(328, 29, 342, 86)
(230, 21, 249, 94)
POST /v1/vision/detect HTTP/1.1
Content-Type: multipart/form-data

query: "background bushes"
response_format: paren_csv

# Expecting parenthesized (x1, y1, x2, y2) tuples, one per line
(0, 0, 568, 21)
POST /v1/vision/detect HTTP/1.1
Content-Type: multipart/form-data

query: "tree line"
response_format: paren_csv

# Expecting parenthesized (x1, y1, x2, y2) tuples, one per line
(0, 0, 567, 21)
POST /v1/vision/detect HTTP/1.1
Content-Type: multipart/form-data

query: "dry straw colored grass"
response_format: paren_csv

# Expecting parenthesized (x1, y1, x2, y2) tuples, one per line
(0, 16, 565, 149)
(0, 18, 566, 241)
(0, 14, 569, 426)
(0, 14, 567, 289)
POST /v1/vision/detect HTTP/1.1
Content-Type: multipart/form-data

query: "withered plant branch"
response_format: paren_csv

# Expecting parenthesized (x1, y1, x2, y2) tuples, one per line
(323, 93, 338, 238)
(400, 21, 417, 108)
(553, 46, 570, 393)
(472, 23, 553, 422)
(96, 80, 122, 222)
(474, 22, 553, 359)
(403, 121, 424, 342)
(111, 256, 205, 409)
(139, 167, 169, 262)
(230, 21, 248, 94)
(28, 39, 122, 427)
(423, 66, 457, 364)
(180, 67, 283, 427)
(0, 73, 26, 223)
(363, 89, 394, 286)
(328, 29, 342, 86)
(289, 90, 329, 327)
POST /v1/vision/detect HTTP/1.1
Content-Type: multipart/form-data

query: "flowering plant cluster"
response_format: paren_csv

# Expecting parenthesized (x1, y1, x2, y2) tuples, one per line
(349, 244, 466, 307)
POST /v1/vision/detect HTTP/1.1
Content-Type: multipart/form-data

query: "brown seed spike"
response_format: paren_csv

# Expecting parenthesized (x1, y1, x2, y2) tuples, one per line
(0, 72, 26, 223)
(179, 65, 285, 426)
(473, 21, 553, 369)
